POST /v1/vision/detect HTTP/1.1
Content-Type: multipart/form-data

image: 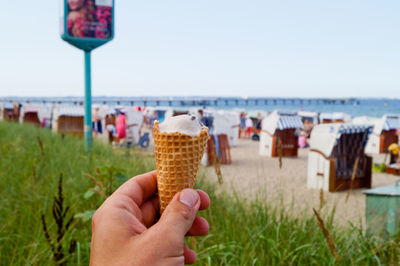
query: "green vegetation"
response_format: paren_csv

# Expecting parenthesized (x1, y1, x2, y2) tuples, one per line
(0, 122, 153, 265)
(1, 122, 400, 265)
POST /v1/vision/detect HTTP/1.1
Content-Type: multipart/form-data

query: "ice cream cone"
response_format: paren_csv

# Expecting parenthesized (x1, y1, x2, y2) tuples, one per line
(153, 120, 208, 213)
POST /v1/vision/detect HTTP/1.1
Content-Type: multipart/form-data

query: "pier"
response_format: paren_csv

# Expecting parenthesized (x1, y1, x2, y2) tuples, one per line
(0, 96, 359, 107)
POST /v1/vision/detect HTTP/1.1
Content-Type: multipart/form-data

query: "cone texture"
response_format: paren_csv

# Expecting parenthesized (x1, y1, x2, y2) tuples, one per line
(153, 120, 208, 213)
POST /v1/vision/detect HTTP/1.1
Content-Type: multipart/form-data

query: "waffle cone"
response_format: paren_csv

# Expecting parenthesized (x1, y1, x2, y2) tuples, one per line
(153, 120, 208, 213)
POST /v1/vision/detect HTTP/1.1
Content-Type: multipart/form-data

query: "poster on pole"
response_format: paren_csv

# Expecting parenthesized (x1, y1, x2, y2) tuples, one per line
(61, 0, 114, 51)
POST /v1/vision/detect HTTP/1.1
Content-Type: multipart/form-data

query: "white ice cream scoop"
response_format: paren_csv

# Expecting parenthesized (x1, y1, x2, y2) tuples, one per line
(158, 114, 203, 137)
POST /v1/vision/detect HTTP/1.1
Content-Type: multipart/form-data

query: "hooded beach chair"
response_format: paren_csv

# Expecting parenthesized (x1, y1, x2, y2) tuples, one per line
(259, 110, 303, 157)
(364, 115, 400, 154)
(52, 106, 85, 138)
(307, 123, 372, 192)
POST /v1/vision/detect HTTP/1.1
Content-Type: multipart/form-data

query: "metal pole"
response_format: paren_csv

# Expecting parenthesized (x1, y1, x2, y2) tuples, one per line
(84, 50, 93, 149)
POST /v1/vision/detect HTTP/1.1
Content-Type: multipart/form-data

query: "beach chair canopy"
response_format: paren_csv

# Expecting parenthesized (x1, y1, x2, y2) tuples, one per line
(310, 123, 372, 158)
(383, 115, 400, 130)
(4, 103, 14, 110)
(354, 115, 400, 135)
(53, 106, 85, 120)
(319, 112, 350, 122)
(352, 116, 379, 126)
(22, 105, 40, 114)
(298, 111, 318, 118)
(262, 110, 303, 135)
(373, 115, 400, 134)
(20, 104, 52, 123)
(213, 110, 240, 135)
(298, 111, 319, 124)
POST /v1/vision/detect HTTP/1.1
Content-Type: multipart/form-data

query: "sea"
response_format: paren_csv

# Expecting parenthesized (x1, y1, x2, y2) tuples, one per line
(1, 97, 399, 118)
(238, 98, 400, 118)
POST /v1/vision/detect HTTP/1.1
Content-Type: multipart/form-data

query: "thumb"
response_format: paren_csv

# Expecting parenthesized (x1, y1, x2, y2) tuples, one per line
(157, 189, 200, 238)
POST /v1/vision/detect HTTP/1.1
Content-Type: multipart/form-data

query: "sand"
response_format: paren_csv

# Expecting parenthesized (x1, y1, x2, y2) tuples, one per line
(202, 139, 397, 227)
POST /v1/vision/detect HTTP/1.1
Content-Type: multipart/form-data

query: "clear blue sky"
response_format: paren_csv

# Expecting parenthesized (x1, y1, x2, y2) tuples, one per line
(1, 0, 399, 97)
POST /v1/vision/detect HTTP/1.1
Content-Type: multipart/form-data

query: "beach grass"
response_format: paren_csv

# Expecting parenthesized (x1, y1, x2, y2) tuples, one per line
(1, 121, 400, 265)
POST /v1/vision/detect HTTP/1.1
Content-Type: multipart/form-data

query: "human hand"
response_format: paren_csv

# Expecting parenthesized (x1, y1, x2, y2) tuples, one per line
(90, 171, 210, 265)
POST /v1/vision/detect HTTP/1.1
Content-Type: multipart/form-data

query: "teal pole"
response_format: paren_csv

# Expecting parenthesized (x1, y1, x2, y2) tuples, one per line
(84, 50, 93, 149)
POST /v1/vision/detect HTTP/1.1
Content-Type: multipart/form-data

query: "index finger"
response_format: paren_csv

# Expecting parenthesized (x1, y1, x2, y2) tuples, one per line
(113, 170, 158, 207)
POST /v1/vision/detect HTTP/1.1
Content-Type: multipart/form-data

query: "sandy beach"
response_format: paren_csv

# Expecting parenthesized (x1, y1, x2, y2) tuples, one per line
(203, 139, 396, 227)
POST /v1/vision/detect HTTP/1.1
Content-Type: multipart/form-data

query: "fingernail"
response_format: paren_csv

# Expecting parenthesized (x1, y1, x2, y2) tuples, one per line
(179, 189, 199, 207)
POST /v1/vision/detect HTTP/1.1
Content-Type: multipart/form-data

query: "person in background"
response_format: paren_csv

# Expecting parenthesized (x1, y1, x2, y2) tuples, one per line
(149, 111, 158, 130)
(388, 143, 399, 164)
(302, 119, 314, 138)
(12, 103, 20, 122)
(198, 109, 206, 125)
(245, 117, 253, 139)
(105, 112, 116, 144)
(298, 131, 308, 148)
(256, 113, 263, 133)
(245, 116, 253, 139)
(239, 113, 246, 138)
(92, 107, 102, 137)
(198, 109, 213, 133)
(116, 110, 127, 146)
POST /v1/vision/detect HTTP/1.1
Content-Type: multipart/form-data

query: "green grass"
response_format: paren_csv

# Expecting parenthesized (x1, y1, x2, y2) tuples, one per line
(0, 122, 154, 265)
(1, 122, 400, 265)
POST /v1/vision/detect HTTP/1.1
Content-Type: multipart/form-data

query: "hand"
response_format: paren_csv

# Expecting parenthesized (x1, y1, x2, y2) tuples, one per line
(90, 171, 210, 265)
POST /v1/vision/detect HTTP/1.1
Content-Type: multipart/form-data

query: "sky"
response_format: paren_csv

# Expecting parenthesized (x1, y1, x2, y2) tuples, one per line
(0, 0, 399, 98)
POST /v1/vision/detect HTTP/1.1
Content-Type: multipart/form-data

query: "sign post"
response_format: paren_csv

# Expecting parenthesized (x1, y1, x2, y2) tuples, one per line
(60, 0, 114, 149)
(84, 50, 92, 147)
